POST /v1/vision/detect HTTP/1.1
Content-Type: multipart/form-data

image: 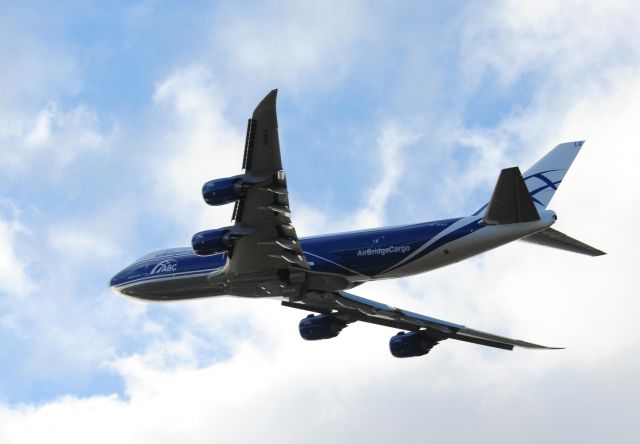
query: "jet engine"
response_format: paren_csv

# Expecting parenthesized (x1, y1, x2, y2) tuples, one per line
(389, 331, 439, 358)
(202, 176, 245, 206)
(191, 227, 247, 256)
(299, 314, 347, 340)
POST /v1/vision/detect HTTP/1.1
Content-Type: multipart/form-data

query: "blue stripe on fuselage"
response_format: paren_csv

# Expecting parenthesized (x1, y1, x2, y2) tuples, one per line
(381, 217, 483, 274)
(300, 218, 460, 277)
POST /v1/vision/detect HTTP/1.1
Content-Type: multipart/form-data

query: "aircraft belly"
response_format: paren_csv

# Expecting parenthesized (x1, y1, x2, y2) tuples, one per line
(119, 274, 225, 301)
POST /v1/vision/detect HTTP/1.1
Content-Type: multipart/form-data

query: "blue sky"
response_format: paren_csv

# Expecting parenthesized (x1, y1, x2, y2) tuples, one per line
(1, 1, 639, 442)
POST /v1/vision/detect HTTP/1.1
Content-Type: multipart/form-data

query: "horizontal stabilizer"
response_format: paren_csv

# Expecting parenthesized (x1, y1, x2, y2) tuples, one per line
(483, 167, 540, 225)
(522, 228, 606, 256)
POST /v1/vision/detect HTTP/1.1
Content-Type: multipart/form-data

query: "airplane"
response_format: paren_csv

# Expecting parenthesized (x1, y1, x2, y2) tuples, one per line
(110, 90, 605, 358)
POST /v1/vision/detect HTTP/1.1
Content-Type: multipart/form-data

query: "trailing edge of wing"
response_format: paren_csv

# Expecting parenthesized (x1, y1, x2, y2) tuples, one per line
(286, 291, 561, 351)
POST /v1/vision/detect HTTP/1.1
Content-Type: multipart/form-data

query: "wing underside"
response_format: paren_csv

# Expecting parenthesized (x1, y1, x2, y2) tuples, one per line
(227, 90, 309, 281)
(284, 291, 560, 351)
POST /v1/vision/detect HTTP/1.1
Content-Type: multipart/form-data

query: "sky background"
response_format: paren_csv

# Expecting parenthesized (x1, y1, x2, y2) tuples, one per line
(1, 1, 639, 442)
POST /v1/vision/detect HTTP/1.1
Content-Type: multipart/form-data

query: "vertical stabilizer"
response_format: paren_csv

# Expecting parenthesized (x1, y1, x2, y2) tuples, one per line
(522, 141, 584, 210)
(483, 167, 540, 225)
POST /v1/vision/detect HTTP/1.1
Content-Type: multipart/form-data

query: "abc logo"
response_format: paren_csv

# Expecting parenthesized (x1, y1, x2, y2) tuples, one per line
(150, 259, 178, 275)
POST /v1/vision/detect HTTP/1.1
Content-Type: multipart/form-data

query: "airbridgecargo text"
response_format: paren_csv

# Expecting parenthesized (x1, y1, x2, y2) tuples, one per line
(357, 245, 411, 257)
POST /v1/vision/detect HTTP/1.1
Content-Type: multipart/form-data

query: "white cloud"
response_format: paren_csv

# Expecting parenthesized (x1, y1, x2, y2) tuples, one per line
(0, 197, 161, 390)
(353, 123, 418, 227)
(211, 0, 374, 94)
(295, 121, 417, 235)
(0, 7, 101, 179)
(0, 203, 34, 297)
(0, 11, 80, 111)
(0, 102, 116, 177)
(460, 0, 640, 92)
(149, 66, 244, 235)
(46, 201, 138, 262)
(0, 8, 115, 179)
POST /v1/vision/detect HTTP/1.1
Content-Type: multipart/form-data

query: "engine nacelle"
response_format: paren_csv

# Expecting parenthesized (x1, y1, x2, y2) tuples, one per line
(299, 314, 346, 340)
(202, 176, 244, 206)
(192, 227, 246, 256)
(389, 331, 439, 358)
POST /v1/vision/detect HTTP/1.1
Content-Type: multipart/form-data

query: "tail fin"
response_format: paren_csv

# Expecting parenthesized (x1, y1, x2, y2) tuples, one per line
(482, 167, 540, 225)
(471, 140, 606, 256)
(522, 140, 584, 211)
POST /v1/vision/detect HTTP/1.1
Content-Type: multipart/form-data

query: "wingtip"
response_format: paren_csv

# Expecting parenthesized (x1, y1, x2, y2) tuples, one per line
(252, 89, 279, 119)
(517, 344, 565, 350)
(509, 337, 565, 350)
(266, 89, 278, 99)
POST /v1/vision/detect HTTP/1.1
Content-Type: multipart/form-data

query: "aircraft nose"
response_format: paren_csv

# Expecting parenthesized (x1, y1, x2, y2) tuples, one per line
(109, 270, 126, 293)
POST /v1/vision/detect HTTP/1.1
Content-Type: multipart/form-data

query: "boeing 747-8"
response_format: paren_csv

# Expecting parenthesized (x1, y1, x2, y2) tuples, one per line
(111, 90, 604, 357)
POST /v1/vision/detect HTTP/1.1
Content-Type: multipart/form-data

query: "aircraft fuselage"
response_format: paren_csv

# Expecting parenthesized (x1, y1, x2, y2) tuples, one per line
(110, 212, 555, 301)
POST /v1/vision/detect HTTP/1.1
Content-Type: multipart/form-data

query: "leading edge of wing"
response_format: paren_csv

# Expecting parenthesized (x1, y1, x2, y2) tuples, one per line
(292, 291, 563, 351)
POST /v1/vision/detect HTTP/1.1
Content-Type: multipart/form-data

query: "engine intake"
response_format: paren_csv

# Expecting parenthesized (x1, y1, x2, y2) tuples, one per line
(192, 227, 247, 256)
(389, 331, 439, 358)
(299, 314, 346, 340)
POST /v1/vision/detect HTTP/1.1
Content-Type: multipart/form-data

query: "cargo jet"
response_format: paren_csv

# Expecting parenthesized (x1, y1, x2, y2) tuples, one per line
(111, 90, 605, 358)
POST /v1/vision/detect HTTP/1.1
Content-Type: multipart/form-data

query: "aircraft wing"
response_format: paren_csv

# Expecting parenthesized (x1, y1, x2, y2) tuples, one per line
(227, 90, 309, 278)
(284, 291, 560, 350)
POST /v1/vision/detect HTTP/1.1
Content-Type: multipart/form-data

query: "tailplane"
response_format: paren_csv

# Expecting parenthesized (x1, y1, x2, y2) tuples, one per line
(522, 228, 605, 256)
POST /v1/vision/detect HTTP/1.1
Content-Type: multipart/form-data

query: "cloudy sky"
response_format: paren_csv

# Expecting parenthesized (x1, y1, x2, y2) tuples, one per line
(1, 1, 638, 442)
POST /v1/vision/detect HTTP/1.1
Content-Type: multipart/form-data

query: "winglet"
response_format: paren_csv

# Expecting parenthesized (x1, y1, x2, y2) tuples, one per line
(242, 89, 282, 174)
(252, 89, 278, 128)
